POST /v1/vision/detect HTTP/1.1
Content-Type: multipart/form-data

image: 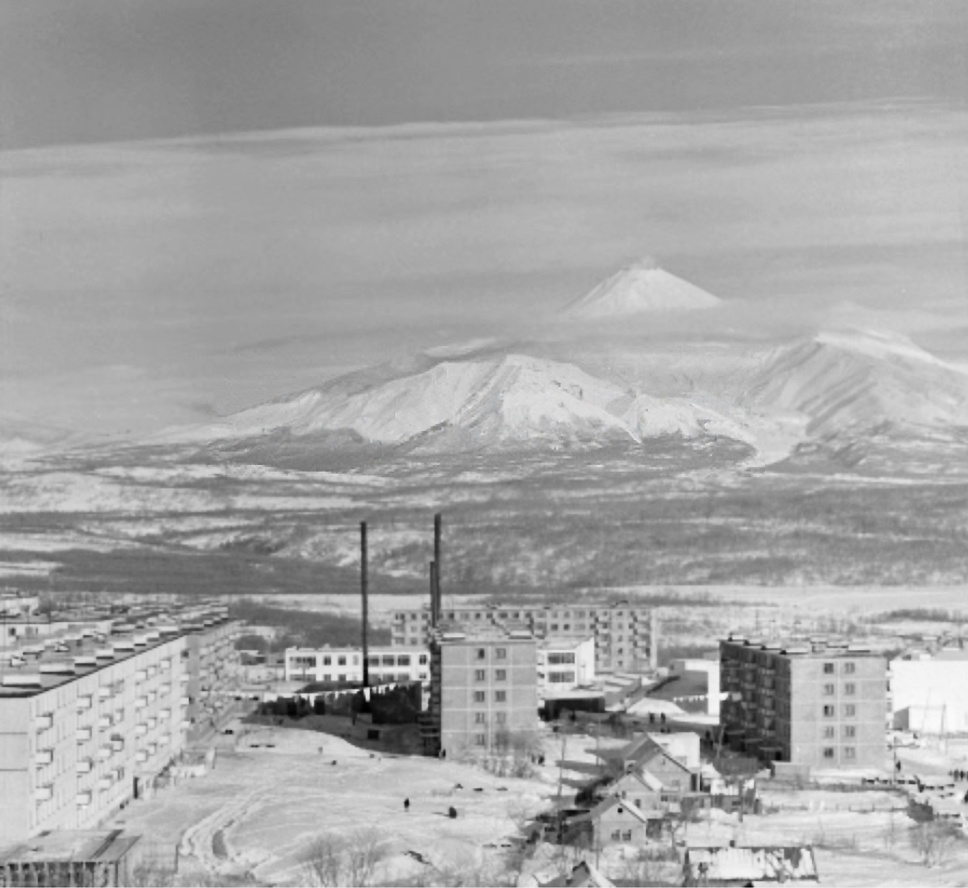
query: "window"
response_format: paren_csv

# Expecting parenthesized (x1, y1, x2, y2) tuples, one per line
(823, 747, 835, 759)
(475, 733, 486, 745)
(338, 674, 346, 682)
(495, 690, 506, 702)
(322, 656, 332, 666)
(474, 712, 486, 724)
(397, 655, 411, 666)
(496, 712, 507, 724)
(548, 653, 576, 665)
(474, 691, 485, 703)
(338, 656, 347, 666)
(419, 654, 428, 665)
(844, 726, 856, 738)
(845, 704, 856, 717)
(475, 669, 486, 681)
(823, 705, 835, 717)
(495, 648, 507, 659)
(844, 662, 856, 674)
(611, 830, 621, 841)
(823, 726, 835, 738)
(495, 669, 507, 681)
(550, 671, 576, 683)
(823, 683, 835, 696)
(844, 747, 856, 759)
(823, 663, 835, 674)
(476, 648, 486, 660)
(844, 683, 855, 695)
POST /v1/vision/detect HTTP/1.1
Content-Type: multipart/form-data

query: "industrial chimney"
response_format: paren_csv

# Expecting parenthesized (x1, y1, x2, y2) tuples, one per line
(361, 521, 369, 688)
(433, 512, 442, 621)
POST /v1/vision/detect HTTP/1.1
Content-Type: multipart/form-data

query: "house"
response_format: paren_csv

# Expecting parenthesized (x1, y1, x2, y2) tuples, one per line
(570, 795, 660, 847)
(682, 845, 818, 886)
(536, 860, 615, 887)
(605, 768, 665, 813)
(636, 745, 697, 795)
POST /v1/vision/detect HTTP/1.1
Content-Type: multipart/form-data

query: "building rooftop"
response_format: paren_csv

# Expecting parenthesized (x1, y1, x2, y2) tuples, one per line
(0, 609, 232, 698)
(722, 634, 878, 658)
(0, 830, 141, 865)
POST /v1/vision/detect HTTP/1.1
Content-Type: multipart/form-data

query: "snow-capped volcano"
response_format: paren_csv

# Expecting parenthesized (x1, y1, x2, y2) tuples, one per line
(745, 328, 968, 439)
(561, 258, 722, 320)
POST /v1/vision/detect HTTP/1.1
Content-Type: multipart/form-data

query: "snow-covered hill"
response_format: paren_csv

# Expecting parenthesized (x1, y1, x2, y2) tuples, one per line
(745, 329, 968, 440)
(561, 258, 722, 320)
(158, 352, 752, 455)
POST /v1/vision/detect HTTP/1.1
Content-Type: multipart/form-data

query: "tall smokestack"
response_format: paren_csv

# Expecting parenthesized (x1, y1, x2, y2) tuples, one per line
(429, 561, 437, 627)
(433, 512, 442, 618)
(361, 521, 369, 688)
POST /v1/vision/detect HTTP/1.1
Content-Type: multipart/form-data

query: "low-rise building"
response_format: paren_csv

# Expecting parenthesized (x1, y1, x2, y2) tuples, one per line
(720, 635, 886, 769)
(284, 646, 431, 685)
(889, 648, 968, 734)
(0, 829, 144, 887)
(537, 637, 595, 698)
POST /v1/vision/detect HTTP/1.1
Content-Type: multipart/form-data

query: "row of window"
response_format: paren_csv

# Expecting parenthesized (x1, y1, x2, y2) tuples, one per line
(476, 647, 507, 660)
(823, 683, 857, 695)
(474, 711, 508, 724)
(823, 725, 857, 738)
(290, 653, 428, 668)
(823, 662, 857, 674)
(823, 746, 857, 759)
(822, 704, 858, 717)
(548, 671, 577, 683)
(474, 669, 508, 681)
(473, 690, 507, 703)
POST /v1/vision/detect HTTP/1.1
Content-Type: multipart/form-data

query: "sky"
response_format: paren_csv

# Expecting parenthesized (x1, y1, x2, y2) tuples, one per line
(0, 1, 966, 438)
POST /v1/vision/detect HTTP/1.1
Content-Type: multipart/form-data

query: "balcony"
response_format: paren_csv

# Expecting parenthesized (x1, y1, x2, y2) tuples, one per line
(36, 713, 54, 731)
(77, 695, 93, 711)
(76, 759, 93, 774)
(35, 785, 53, 802)
(76, 727, 93, 742)
(134, 696, 148, 710)
(98, 776, 112, 791)
(98, 745, 112, 761)
(98, 716, 113, 731)
(35, 748, 54, 766)
(111, 738, 124, 753)
(135, 724, 148, 737)
(135, 669, 147, 683)
(76, 791, 92, 807)
(97, 686, 112, 699)
(135, 750, 148, 763)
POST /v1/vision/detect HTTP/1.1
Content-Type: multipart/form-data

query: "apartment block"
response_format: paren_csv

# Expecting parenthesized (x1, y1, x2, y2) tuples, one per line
(0, 607, 241, 845)
(284, 646, 431, 685)
(420, 630, 538, 757)
(720, 636, 886, 769)
(392, 601, 656, 672)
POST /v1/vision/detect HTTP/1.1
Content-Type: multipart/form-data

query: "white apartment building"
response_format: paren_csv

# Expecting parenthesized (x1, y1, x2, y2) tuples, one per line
(537, 637, 596, 698)
(0, 627, 189, 844)
(0, 606, 242, 844)
(392, 601, 657, 672)
(284, 646, 431, 685)
(890, 649, 968, 733)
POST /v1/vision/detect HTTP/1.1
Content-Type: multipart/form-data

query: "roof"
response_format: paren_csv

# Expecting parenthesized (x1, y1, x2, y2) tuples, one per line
(572, 795, 656, 826)
(684, 845, 818, 882)
(0, 830, 141, 865)
(539, 860, 615, 888)
(608, 767, 664, 794)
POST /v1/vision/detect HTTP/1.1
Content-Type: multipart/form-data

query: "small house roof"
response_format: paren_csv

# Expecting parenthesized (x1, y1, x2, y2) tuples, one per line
(683, 845, 818, 882)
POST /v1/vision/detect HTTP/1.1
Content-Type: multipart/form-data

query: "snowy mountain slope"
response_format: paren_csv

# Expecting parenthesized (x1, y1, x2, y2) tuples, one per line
(561, 258, 722, 320)
(744, 329, 968, 440)
(156, 352, 755, 456)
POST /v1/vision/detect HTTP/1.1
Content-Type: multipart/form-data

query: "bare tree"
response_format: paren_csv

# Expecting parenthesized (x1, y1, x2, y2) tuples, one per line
(304, 829, 386, 887)
(911, 822, 961, 867)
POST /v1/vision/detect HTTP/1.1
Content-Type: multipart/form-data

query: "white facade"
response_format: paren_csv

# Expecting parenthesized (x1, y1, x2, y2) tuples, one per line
(284, 646, 431, 685)
(536, 637, 596, 698)
(889, 653, 968, 733)
(669, 657, 721, 716)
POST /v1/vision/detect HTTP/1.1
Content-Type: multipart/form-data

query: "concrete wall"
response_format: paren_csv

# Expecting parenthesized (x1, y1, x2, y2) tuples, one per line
(669, 659, 721, 716)
(889, 660, 968, 733)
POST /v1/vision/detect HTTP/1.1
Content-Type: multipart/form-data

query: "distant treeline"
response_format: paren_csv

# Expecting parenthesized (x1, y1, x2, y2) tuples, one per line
(229, 598, 391, 649)
(875, 608, 965, 623)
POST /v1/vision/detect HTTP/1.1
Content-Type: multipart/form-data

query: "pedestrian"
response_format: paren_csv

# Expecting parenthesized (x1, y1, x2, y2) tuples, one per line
(404, 798, 410, 811)
(448, 806, 457, 819)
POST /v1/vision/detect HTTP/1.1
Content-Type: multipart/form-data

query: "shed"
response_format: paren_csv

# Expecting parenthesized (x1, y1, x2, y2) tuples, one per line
(682, 845, 818, 886)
